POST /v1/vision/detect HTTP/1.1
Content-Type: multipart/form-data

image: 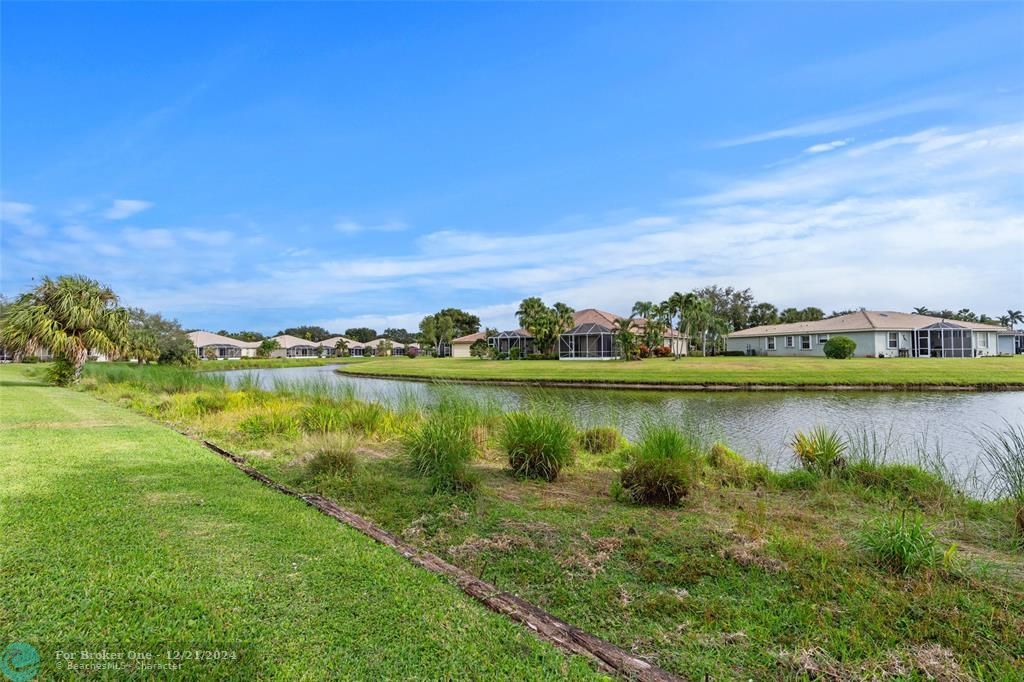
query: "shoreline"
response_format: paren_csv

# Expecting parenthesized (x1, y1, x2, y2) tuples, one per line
(335, 367, 1024, 392)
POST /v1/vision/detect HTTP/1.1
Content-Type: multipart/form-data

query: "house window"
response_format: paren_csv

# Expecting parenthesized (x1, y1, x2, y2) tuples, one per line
(887, 332, 898, 349)
(785, 336, 794, 348)
(767, 337, 776, 351)
(800, 335, 811, 350)
(818, 335, 829, 344)
(978, 333, 988, 348)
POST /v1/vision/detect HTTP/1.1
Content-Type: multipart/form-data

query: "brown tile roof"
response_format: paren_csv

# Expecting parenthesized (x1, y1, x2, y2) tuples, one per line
(728, 310, 1008, 338)
(451, 332, 486, 344)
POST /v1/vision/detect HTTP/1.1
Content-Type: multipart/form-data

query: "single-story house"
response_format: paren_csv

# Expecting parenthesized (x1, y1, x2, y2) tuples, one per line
(187, 330, 260, 359)
(269, 334, 325, 358)
(359, 337, 405, 356)
(483, 308, 687, 360)
(725, 311, 1009, 358)
(451, 332, 486, 358)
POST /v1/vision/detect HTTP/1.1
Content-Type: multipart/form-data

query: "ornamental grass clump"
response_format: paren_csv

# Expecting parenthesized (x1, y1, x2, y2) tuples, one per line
(305, 433, 359, 479)
(500, 411, 576, 481)
(791, 426, 847, 477)
(619, 422, 703, 505)
(977, 420, 1024, 538)
(404, 414, 478, 493)
(578, 426, 622, 455)
(301, 403, 344, 434)
(857, 511, 944, 575)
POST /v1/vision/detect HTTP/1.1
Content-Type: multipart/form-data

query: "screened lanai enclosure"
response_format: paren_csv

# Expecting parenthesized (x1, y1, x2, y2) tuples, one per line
(913, 322, 975, 358)
(196, 344, 242, 359)
(488, 330, 535, 356)
(559, 323, 617, 359)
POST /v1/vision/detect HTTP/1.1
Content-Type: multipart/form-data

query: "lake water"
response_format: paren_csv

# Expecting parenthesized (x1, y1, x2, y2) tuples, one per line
(223, 364, 1024, 492)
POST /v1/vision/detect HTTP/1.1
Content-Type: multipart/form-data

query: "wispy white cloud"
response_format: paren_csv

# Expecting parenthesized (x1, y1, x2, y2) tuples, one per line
(718, 95, 958, 147)
(334, 218, 408, 235)
(805, 138, 852, 154)
(5, 120, 1021, 332)
(1, 201, 48, 238)
(105, 199, 153, 220)
(182, 229, 233, 246)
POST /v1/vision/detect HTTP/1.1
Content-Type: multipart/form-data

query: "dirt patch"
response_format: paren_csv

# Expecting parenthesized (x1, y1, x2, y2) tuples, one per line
(720, 531, 785, 573)
(559, 532, 623, 578)
(778, 644, 971, 681)
(402, 505, 471, 542)
(449, 534, 535, 558)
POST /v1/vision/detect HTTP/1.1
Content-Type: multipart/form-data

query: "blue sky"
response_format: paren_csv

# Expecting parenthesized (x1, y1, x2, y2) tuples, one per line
(2, 2, 1022, 333)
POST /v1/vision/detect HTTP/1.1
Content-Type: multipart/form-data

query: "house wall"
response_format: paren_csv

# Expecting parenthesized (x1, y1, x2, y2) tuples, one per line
(726, 331, 879, 357)
(997, 335, 1016, 355)
(452, 342, 472, 358)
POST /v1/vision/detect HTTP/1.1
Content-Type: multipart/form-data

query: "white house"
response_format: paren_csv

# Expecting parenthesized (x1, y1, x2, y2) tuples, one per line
(726, 311, 1009, 358)
(187, 331, 259, 359)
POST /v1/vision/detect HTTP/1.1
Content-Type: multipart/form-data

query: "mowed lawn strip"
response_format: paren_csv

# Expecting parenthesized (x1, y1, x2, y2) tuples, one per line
(0, 366, 601, 679)
(338, 355, 1024, 387)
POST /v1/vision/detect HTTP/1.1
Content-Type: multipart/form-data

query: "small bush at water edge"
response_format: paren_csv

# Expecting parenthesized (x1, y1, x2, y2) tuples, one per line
(977, 420, 1024, 538)
(305, 433, 359, 478)
(404, 415, 478, 493)
(791, 426, 847, 477)
(619, 422, 703, 505)
(856, 511, 948, 575)
(500, 411, 576, 481)
(578, 426, 622, 454)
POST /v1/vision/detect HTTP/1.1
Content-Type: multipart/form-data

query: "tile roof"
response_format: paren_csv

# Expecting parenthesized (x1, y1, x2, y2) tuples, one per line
(728, 311, 1008, 338)
(186, 331, 260, 348)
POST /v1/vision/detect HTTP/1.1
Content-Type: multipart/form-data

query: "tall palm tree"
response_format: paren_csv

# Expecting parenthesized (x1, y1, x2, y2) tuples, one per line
(552, 302, 575, 335)
(913, 306, 931, 316)
(1007, 309, 1023, 330)
(678, 293, 702, 354)
(1, 275, 128, 384)
(998, 315, 1011, 327)
(631, 300, 655, 320)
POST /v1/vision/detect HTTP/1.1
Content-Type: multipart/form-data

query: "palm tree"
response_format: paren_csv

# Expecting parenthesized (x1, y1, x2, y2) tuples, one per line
(552, 302, 575, 335)
(913, 306, 931, 316)
(1, 275, 129, 384)
(998, 315, 1011, 327)
(631, 300, 655, 320)
(334, 338, 348, 357)
(678, 293, 702, 354)
(1007, 309, 1023, 330)
(611, 317, 637, 361)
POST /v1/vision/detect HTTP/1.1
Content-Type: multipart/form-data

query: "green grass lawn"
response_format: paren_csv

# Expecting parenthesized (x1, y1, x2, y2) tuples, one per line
(0, 364, 599, 679)
(339, 355, 1024, 387)
(68, 362, 1024, 679)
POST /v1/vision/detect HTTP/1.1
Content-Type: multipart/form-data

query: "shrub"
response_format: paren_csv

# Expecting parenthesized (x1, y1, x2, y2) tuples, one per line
(578, 426, 622, 454)
(406, 346, 420, 358)
(305, 434, 358, 478)
(857, 511, 944, 575)
(20, 355, 40, 363)
(404, 415, 478, 493)
(637, 344, 651, 359)
(847, 461, 951, 503)
(652, 345, 672, 358)
(509, 347, 521, 360)
(301, 404, 343, 433)
(500, 411, 576, 481)
(46, 358, 77, 386)
(791, 426, 847, 477)
(721, 350, 746, 356)
(706, 442, 770, 487)
(689, 350, 704, 357)
(823, 336, 857, 359)
(619, 423, 702, 505)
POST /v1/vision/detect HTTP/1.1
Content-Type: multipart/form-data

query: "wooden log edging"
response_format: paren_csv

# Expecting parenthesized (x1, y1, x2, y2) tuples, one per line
(201, 439, 680, 682)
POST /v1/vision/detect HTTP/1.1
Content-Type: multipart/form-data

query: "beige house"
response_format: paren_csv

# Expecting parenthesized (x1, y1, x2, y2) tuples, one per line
(726, 311, 1008, 358)
(451, 332, 486, 358)
(187, 330, 259, 359)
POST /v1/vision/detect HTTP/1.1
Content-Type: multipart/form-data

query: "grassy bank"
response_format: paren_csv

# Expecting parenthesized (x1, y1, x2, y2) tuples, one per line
(198, 357, 368, 371)
(0, 364, 598, 679)
(68, 362, 1024, 679)
(337, 355, 1024, 388)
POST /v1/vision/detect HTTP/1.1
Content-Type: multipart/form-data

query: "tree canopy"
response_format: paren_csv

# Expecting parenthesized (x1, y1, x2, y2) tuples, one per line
(344, 327, 377, 343)
(277, 325, 332, 341)
(0, 275, 129, 384)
